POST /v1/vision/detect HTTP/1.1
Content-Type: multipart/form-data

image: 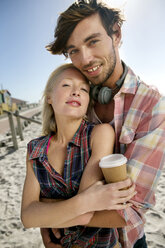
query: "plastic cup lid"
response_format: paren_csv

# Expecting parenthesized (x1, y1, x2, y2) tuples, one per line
(99, 154, 127, 168)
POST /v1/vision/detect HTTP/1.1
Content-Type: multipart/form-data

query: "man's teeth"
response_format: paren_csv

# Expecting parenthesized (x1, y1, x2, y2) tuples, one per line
(88, 65, 100, 72)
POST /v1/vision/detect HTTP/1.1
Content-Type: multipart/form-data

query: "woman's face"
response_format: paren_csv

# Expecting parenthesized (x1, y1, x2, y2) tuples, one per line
(48, 68, 90, 120)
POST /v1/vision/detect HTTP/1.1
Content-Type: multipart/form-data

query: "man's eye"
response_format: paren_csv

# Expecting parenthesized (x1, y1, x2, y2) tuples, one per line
(62, 84, 70, 87)
(69, 49, 78, 56)
(89, 40, 99, 46)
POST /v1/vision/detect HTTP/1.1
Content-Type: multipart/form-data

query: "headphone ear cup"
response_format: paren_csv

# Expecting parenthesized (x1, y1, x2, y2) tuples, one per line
(98, 87, 112, 104)
(90, 85, 101, 102)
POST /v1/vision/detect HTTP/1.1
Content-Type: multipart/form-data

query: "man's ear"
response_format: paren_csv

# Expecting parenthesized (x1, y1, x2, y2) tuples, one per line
(112, 22, 122, 47)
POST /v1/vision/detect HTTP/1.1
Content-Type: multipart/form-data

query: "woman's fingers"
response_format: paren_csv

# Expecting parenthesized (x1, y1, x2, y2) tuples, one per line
(107, 188, 137, 210)
(109, 178, 133, 191)
(112, 202, 133, 210)
(83, 178, 136, 212)
(116, 191, 137, 204)
(116, 184, 136, 197)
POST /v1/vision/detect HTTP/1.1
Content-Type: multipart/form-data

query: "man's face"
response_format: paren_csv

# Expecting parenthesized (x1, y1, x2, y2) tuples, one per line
(66, 13, 117, 86)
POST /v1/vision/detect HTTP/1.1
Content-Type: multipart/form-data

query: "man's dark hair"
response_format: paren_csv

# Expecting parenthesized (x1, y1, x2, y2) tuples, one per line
(46, 0, 124, 57)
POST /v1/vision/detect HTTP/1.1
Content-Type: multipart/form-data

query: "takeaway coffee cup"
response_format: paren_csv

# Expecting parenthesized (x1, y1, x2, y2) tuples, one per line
(99, 154, 127, 183)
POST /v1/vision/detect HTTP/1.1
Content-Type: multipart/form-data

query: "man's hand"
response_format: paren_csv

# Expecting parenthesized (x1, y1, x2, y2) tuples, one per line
(40, 228, 62, 248)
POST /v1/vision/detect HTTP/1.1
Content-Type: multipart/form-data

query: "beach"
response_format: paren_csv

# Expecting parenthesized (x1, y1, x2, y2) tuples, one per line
(0, 121, 44, 248)
(0, 121, 165, 248)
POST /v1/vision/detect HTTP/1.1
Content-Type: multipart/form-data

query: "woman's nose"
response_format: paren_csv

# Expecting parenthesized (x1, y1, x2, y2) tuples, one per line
(71, 89, 80, 96)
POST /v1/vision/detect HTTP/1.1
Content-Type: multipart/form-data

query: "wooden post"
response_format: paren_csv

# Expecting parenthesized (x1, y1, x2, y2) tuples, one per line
(8, 112, 18, 150)
(15, 110, 24, 141)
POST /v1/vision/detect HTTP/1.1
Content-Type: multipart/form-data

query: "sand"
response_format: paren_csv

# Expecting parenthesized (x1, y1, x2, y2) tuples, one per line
(0, 121, 165, 248)
(0, 122, 44, 248)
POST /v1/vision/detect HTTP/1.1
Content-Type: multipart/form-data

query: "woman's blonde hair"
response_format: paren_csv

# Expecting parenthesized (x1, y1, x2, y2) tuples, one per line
(42, 63, 89, 136)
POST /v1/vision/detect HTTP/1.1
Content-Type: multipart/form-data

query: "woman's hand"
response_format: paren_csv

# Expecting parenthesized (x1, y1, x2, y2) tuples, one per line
(81, 178, 136, 212)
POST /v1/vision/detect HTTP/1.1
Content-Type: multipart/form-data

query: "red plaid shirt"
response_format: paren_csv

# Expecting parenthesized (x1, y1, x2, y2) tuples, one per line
(88, 65, 165, 247)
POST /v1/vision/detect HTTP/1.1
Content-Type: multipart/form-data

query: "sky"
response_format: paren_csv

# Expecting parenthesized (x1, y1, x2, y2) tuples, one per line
(0, 0, 165, 103)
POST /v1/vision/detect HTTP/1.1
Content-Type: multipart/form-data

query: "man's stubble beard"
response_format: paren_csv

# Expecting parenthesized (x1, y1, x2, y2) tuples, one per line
(90, 45, 116, 86)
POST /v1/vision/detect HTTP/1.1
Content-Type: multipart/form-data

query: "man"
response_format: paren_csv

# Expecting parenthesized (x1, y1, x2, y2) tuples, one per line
(41, 0, 165, 247)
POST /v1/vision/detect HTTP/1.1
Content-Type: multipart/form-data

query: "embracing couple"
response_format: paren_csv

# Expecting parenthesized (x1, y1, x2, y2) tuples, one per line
(21, 1, 165, 248)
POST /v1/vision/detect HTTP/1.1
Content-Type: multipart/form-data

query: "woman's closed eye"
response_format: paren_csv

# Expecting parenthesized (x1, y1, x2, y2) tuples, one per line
(81, 88, 89, 93)
(62, 84, 70, 87)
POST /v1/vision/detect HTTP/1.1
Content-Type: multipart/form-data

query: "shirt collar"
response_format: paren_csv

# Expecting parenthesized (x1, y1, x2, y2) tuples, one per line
(115, 66, 140, 98)
(29, 135, 50, 160)
(29, 120, 87, 160)
(68, 119, 87, 147)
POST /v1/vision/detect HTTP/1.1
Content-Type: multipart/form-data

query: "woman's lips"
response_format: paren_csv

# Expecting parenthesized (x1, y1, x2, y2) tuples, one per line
(66, 100, 81, 106)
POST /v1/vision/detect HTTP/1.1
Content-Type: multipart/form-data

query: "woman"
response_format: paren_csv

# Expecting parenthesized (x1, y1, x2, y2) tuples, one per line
(21, 63, 135, 248)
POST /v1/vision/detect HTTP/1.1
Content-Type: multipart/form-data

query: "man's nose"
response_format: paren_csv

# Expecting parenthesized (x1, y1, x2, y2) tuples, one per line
(80, 47, 93, 66)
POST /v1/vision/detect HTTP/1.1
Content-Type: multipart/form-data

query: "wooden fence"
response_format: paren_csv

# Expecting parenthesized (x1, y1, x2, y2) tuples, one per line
(3, 110, 41, 150)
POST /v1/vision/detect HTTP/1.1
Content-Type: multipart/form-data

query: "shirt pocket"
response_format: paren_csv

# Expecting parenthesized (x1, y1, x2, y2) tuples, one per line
(119, 125, 135, 144)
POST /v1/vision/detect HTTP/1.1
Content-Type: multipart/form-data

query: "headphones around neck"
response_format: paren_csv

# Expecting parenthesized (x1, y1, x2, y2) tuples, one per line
(90, 61, 128, 104)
